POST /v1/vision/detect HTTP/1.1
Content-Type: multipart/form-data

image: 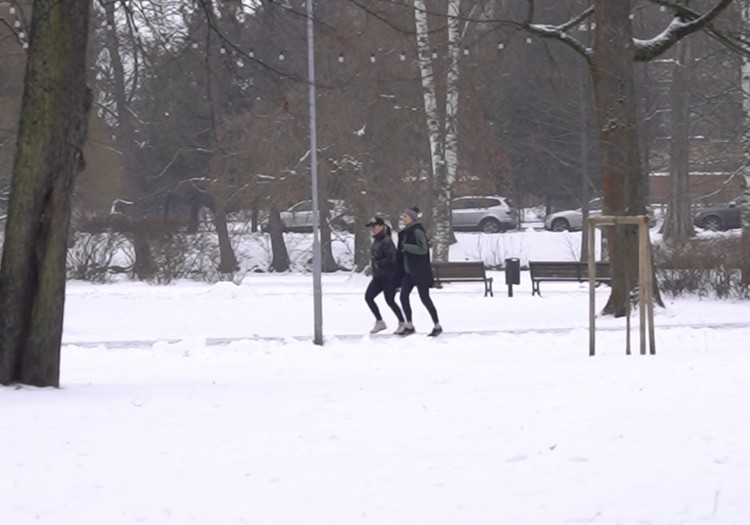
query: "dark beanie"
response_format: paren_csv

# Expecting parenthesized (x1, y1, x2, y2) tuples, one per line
(403, 207, 419, 221)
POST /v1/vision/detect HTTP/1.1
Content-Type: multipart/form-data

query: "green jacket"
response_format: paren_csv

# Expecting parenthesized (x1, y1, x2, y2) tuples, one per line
(397, 222, 434, 287)
(401, 226, 429, 274)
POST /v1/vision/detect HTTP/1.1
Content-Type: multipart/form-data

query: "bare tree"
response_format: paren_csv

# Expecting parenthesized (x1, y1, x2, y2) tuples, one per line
(0, 0, 91, 386)
(199, 0, 240, 276)
(505, 0, 732, 316)
(99, 0, 157, 280)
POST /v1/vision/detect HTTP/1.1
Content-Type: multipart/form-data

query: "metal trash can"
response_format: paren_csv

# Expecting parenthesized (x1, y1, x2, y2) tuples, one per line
(505, 258, 520, 285)
(505, 258, 520, 297)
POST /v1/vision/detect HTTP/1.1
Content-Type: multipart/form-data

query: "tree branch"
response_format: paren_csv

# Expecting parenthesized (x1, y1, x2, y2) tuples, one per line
(645, 0, 750, 58)
(635, 0, 734, 61)
(523, 6, 595, 63)
(558, 5, 594, 33)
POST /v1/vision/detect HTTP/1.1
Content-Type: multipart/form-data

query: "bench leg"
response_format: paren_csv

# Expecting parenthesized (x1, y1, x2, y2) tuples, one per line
(532, 280, 540, 297)
(485, 280, 493, 297)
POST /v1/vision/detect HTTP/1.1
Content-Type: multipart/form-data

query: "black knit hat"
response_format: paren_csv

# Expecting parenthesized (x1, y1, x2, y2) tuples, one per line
(365, 216, 385, 227)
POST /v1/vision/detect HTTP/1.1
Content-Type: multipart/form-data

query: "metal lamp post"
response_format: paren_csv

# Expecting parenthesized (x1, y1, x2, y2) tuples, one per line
(307, 0, 323, 345)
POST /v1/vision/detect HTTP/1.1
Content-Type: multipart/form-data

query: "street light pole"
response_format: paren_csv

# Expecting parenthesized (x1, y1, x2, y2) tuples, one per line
(307, 0, 323, 345)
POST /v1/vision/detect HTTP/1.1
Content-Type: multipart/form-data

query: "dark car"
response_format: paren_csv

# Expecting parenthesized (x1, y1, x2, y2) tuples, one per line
(693, 196, 747, 231)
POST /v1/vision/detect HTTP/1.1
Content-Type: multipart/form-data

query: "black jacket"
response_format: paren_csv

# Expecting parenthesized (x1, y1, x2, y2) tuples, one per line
(370, 229, 398, 279)
(397, 222, 434, 287)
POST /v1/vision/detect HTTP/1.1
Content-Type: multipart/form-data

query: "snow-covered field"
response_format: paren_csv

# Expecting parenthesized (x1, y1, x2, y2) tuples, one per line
(3, 229, 750, 524)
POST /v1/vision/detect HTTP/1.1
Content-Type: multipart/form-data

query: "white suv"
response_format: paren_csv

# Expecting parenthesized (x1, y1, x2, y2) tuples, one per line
(451, 196, 517, 233)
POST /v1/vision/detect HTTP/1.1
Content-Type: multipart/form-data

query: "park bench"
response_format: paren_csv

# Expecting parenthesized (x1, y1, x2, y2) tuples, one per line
(432, 261, 494, 297)
(529, 261, 611, 296)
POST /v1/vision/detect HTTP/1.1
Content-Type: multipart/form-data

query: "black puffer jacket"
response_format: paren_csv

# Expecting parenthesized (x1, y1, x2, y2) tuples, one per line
(370, 229, 398, 279)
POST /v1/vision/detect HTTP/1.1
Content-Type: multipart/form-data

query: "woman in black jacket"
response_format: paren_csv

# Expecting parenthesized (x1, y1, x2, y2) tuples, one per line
(365, 216, 405, 334)
(396, 207, 442, 337)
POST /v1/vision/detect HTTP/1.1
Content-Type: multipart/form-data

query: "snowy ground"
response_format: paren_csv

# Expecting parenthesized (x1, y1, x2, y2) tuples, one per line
(3, 230, 750, 524)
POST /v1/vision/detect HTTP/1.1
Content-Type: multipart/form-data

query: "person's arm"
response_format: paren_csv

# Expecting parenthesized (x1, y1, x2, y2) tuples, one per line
(402, 229, 429, 255)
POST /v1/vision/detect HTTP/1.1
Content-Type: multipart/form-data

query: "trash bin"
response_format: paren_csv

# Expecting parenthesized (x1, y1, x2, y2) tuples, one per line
(505, 258, 520, 297)
(505, 258, 520, 285)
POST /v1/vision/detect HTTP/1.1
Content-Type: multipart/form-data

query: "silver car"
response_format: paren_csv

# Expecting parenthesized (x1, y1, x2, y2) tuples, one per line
(264, 199, 354, 232)
(451, 196, 517, 233)
(544, 198, 603, 232)
(544, 198, 654, 231)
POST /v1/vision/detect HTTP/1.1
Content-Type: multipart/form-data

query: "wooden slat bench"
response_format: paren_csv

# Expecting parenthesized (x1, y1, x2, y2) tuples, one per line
(529, 261, 611, 296)
(432, 261, 494, 297)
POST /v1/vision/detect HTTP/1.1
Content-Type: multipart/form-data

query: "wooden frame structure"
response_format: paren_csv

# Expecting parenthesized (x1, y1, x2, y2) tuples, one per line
(587, 216, 656, 357)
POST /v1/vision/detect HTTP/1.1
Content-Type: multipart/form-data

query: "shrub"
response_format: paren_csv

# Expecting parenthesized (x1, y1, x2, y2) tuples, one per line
(148, 230, 220, 284)
(66, 232, 130, 282)
(654, 235, 749, 299)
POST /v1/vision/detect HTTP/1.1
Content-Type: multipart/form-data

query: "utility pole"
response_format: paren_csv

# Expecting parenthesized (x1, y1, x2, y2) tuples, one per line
(307, 0, 323, 345)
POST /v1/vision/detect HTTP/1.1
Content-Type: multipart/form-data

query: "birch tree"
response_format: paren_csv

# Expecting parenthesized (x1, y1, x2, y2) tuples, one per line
(442, 0, 461, 256)
(0, 0, 91, 386)
(413, 0, 461, 262)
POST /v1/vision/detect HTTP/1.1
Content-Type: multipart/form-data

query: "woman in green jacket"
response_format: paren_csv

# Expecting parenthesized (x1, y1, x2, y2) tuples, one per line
(396, 207, 442, 337)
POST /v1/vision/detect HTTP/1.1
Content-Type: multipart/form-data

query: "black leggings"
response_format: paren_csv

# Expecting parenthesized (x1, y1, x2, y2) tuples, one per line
(365, 276, 404, 322)
(400, 274, 439, 324)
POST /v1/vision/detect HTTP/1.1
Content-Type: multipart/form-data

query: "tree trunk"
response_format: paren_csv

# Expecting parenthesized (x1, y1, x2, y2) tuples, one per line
(741, 0, 750, 285)
(211, 196, 238, 276)
(354, 216, 370, 273)
(213, 205, 238, 275)
(204, 3, 239, 279)
(414, 0, 450, 261)
(319, 200, 339, 272)
(591, 0, 647, 317)
(103, 0, 156, 281)
(0, 0, 91, 386)
(268, 207, 289, 272)
(187, 193, 201, 234)
(661, 39, 696, 242)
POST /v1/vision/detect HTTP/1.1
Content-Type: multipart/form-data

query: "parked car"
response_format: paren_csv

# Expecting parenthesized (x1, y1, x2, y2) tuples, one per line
(451, 196, 517, 233)
(263, 199, 355, 233)
(544, 198, 655, 231)
(693, 196, 747, 231)
(544, 198, 603, 232)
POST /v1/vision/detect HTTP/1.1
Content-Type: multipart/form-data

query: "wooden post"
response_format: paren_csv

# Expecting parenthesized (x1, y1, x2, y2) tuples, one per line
(588, 215, 656, 356)
(588, 219, 597, 356)
(638, 217, 648, 355)
(644, 217, 656, 355)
